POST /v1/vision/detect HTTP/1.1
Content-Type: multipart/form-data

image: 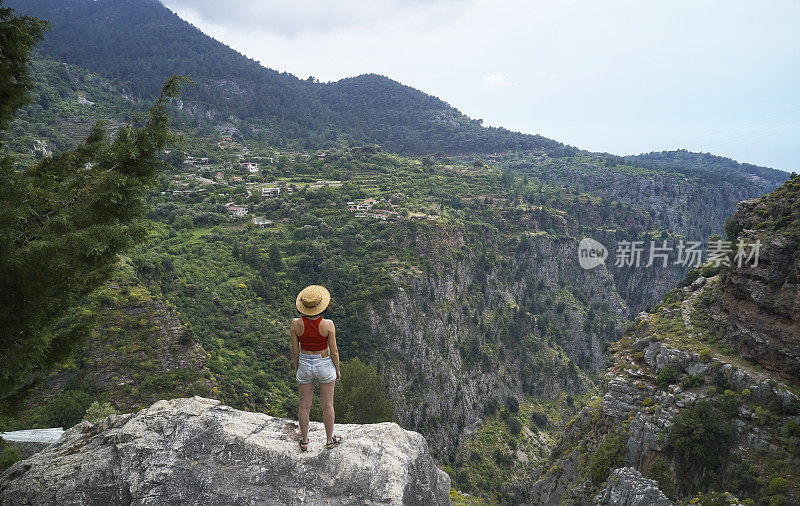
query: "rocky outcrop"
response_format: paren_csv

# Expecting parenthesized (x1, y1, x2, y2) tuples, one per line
(525, 176, 800, 504)
(708, 178, 800, 382)
(369, 232, 626, 457)
(593, 467, 671, 506)
(525, 277, 800, 502)
(0, 397, 450, 505)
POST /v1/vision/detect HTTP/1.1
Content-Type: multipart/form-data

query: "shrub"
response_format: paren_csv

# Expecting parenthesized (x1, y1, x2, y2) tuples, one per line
(679, 374, 705, 390)
(766, 477, 790, 496)
(483, 398, 500, 415)
(83, 401, 120, 423)
(670, 400, 736, 470)
(44, 389, 93, 428)
(720, 389, 739, 417)
(654, 365, 679, 389)
(507, 417, 522, 435)
(530, 411, 548, 429)
(333, 357, 394, 424)
(505, 396, 519, 413)
(0, 440, 20, 469)
(646, 458, 675, 498)
(589, 434, 627, 483)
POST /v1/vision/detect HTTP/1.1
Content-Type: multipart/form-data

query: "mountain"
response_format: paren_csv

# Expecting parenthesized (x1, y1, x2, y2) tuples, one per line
(0, 43, 792, 503)
(2, 2, 797, 503)
(5, 0, 569, 156)
(3, 0, 791, 187)
(524, 175, 800, 504)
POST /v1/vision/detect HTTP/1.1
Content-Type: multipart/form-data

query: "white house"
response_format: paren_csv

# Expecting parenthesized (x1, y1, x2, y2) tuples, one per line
(252, 216, 272, 227)
(262, 187, 281, 197)
(227, 206, 248, 217)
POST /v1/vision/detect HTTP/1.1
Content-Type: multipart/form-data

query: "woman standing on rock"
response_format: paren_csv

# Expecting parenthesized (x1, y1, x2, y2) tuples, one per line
(291, 285, 342, 451)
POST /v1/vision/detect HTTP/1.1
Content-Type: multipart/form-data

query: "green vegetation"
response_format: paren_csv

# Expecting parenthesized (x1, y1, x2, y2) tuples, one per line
(0, 74, 183, 414)
(654, 365, 679, 389)
(83, 401, 120, 423)
(589, 433, 627, 483)
(333, 358, 394, 424)
(0, 439, 20, 469)
(0, 3, 182, 415)
(9, 0, 572, 156)
(646, 458, 676, 499)
(449, 392, 591, 504)
(670, 400, 736, 471)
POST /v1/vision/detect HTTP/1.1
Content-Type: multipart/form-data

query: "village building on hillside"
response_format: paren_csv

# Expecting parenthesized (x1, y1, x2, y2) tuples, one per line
(350, 198, 378, 211)
(226, 205, 248, 217)
(243, 162, 259, 173)
(262, 187, 281, 197)
(252, 216, 272, 227)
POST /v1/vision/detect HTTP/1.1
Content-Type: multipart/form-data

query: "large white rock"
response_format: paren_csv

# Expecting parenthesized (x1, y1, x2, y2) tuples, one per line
(593, 467, 672, 506)
(0, 397, 450, 505)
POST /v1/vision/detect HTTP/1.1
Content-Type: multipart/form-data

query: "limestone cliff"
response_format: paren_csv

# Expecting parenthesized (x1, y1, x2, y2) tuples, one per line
(522, 175, 800, 504)
(709, 178, 800, 381)
(369, 231, 626, 458)
(0, 397, 450, 505)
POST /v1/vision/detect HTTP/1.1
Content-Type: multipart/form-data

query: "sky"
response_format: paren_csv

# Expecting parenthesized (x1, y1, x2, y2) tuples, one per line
(160, 0, 800, 172)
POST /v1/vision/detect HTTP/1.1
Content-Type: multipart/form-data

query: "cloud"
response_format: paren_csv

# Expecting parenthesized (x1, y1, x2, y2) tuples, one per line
(159, 0, 800, 171)
(161, 0, 471, 37)
(482, 72, 516, 88)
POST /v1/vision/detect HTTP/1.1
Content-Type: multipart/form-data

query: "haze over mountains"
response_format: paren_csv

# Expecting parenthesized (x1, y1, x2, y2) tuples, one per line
(5, 0, 790, 186)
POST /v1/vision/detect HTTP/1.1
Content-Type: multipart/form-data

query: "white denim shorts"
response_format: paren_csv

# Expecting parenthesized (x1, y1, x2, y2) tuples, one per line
(296, 353, 336, 384)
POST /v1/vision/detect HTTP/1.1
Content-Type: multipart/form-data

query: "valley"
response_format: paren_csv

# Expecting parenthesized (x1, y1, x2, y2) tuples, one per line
(0, 1, 797, 504)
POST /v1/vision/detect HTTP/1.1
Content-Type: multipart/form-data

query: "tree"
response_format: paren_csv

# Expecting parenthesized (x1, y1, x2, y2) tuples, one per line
(670, 400, 736, 471)
(0, 4, 185, 413)
(333, 357, 394, 424)
(268, 243, 283, 271)
(0, 2, 48, 132)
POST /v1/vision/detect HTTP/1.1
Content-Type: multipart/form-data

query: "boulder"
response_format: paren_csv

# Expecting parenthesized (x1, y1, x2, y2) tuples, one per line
(0, 397, 450, 505)
(593, 467, 672, 506)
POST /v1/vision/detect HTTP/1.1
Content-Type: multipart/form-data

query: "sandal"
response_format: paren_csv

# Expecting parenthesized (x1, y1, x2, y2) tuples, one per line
(299, 438, 309, 452)
(325, 435, 343, 450)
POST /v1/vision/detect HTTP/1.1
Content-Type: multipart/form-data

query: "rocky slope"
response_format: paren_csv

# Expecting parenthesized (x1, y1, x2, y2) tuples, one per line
(9, 260, 217, 429)
(522, 175, 800, 504)
(709, 179, 800, 381)
(0, 397, 450, 505)
(369, 230, 626, 459)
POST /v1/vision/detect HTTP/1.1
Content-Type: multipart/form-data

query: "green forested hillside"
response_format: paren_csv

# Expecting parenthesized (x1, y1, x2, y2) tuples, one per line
(1, 3, 795, 503)
(6, 0, 791, 187)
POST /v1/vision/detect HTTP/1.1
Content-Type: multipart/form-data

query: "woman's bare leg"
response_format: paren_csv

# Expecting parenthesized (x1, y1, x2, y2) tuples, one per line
(298, 382, 314, 443)
(319, 381, 336, 444)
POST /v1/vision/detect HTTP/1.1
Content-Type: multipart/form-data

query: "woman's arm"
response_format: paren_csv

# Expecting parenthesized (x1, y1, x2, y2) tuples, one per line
(326, 320, 341, 381)
(290, 319, 300, 371)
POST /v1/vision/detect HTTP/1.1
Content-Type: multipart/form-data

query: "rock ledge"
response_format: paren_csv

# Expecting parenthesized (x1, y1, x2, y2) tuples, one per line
(0, 397, 450, 505)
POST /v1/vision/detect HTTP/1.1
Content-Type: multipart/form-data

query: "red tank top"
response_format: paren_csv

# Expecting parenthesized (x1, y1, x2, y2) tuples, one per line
(299, 316, 328, 351)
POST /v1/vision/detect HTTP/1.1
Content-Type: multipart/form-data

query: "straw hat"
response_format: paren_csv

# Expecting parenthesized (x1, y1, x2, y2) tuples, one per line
(295, 285, 331, 316)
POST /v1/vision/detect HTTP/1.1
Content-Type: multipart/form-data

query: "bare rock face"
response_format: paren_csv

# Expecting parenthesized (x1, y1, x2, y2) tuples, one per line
(593, 467, 672, 506)
(0, 397, 450, 505)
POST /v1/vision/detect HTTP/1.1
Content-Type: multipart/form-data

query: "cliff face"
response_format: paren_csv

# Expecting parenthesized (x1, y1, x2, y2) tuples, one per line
(0, 397, 450, 505)
(523, 176, 800, 504)
(367, 232, 626, 457)
(709, 179, 800, 380)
